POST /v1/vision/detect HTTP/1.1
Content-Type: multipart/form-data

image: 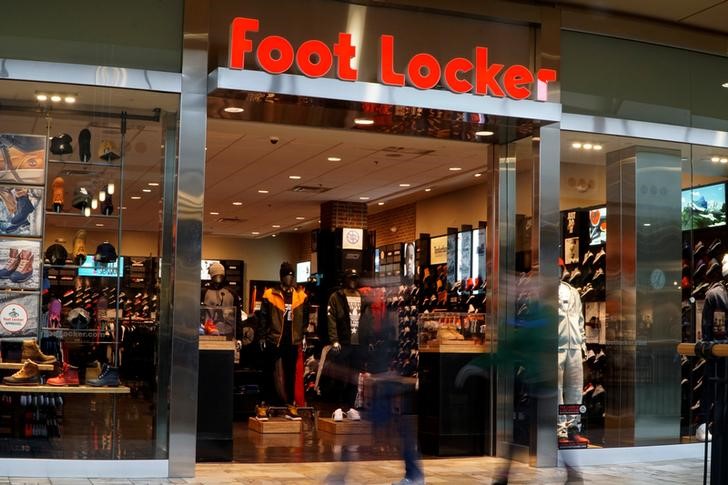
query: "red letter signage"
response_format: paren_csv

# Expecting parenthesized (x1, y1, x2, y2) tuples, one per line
(228, 17, 557, 101)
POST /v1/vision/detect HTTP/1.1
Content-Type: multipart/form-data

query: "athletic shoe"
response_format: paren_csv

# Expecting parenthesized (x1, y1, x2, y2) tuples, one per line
(708, 239, 722, 257)
(593, 248, 606, 265)
(592, 268, 604, 282)
(333, 408, 344, 422)
(254, 402, 269, 421)
(285, 403, 303, 421)
(568, 268, 582, 284)
(694, 241, 705, 257)
(346, 408, 361, 421)
(582, 250, 594, 266)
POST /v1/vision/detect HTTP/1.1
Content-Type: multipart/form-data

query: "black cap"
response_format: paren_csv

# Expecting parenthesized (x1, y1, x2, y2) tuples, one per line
(95, 242, 118, 264)
(280, 261, 294, 279)
(45, 244, 68, 266)
(344, 268, 359, 279)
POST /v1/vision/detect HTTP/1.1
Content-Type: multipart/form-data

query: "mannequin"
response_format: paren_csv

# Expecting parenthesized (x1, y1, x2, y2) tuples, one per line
(260, 262, 308, 419)
(558, 276, 587, 443)
(202, 262, 237, 336)
(701, 254, 728, 340)
(327, 269, 373, 421)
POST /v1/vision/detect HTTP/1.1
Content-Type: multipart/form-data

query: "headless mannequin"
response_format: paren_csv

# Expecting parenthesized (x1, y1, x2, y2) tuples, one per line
(328, 271, 372, 417)
(558, 276, 586, 441)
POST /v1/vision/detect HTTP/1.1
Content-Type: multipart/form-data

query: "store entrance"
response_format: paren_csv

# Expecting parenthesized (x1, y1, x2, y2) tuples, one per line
(199, 90, 543, 464)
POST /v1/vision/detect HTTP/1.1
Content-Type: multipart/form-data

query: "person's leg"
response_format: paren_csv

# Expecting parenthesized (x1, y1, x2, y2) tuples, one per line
(400, 384, 424, 481)
(564, 349, 584, 432)
(557, 350, 567, 438)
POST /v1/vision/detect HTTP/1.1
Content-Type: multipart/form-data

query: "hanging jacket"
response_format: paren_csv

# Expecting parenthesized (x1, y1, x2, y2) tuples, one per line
(558, 281, 586, 352)
(260, 286, 308, 346)
(327, 288, 373, 346)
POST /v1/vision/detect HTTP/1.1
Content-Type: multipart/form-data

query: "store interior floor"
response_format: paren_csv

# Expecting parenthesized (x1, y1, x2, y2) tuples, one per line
(0, 458, 705, 484)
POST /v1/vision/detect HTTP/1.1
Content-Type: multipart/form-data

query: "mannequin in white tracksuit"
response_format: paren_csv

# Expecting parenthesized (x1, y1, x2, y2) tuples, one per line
(558, 280, 586, 438)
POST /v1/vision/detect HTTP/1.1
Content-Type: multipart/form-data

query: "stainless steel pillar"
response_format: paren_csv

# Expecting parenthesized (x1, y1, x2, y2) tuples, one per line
(168, 0, 208, 477)
(605, 146, 682, 446)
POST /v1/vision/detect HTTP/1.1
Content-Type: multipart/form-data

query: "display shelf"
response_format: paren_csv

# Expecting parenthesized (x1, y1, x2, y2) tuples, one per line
(199, 339, 235, 351)
(49, 159, 121, 169)
(0, 384, 130, 394)
(45, 212, 119, 220)
(0, 362, 54, 371)
(44, 264, 83, 269)
(419, 340, 493, 353)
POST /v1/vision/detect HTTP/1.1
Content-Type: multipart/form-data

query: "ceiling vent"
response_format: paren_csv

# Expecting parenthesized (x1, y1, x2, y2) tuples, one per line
(291, 185, 331, 193)
(382, 146, 435, 156)
(216, 216, 246, 223)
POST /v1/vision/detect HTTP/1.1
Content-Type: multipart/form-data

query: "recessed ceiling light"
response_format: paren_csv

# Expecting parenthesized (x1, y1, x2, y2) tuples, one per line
(474, 173, 482, 177)
(210, 211, 219, 215)
(377, 202, 385, 206)
(223, 106, 244, 113)
(272, 234, 278, 238)
(148, 182, 160, 187)
(233, 201, 243, 206)
(272, 224, 281, 228)
(64, 96, 76, 104)
(50, 95, 61, 102)
(593, 144, 603, 151)
(95, 223, 104, 227)
(722, 158, 728, 164)
(572, 142, 582, 149)
(722, 82, 728, 88)
(327, 156, 342, 162)
(295, 216, 305, 220)
(712, 156, 720, 163)
(359, 196, 370, 200)
(294, 227, 299, 231)
(425, 188, 432, 192)
(643, 223, 651, 227)
(583, 143, 593, 150)
(142, 189, 152, 193)
(252, 231, 260, 235)
(475, 130, 494, 136)
(289, 175, 302, 180)
(121, 206, 127, 210)
(35, 94, 47, 101)
(354, 118, 374, 126)
(258, 189, 269, 194)
(399, 183, 411, 187)
(131, 196, 142, 200)
(532, 136, 541, 141)
(448, 167, 462, 171)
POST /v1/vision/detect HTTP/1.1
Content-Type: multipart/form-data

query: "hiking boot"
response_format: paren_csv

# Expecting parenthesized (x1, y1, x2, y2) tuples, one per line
(204, 320, 219, 335)
(87, 363, 120, 387)
(346, 408, 361, 421)
(285, 402, 303, 421)
(47, 363, 79, 386)
(332, 408, 344, 422)
(0, 248, 19, 278)
(21, 339, 56, 364)
(10, 188, 34, 226)
(51, 177, 64, 213)
(0, 189, 16, 216)
(3, 360, 40, 386)
(10, 250, 34, 283)
(254, 402, 270, 421)
(73, 230, 87, 266)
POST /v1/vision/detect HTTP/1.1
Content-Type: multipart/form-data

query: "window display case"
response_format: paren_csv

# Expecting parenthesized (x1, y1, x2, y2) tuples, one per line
(418, 312, 494, 353)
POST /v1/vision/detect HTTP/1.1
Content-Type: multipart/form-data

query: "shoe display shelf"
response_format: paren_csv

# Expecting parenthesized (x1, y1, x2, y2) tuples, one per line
(248, 417, 302, 434)
(0, 384, 129, 393)
(374, 243, 404, 284)
(0, 393, 63, 439)
(317, 417, 372, 434)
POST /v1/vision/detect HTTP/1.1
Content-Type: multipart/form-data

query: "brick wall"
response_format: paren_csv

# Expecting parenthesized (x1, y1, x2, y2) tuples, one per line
(320, 201, 368, 230)
(368, 203, 417, 246)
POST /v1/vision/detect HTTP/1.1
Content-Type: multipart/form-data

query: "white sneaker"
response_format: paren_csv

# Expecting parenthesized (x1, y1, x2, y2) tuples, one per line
(333, 408, 344, 422)
(346, 408, 361, 421)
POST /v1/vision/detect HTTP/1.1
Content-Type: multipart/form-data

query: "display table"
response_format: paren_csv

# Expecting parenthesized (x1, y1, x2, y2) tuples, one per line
(196, 342, 234, 461)
(417, 350, 492, 456)
(317, 417, 372, 434)
(249, 417, 302, 434)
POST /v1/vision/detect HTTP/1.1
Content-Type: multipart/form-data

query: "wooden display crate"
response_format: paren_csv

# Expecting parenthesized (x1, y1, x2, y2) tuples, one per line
(317, 417, 372, 435)
(248, 417, 302, 434)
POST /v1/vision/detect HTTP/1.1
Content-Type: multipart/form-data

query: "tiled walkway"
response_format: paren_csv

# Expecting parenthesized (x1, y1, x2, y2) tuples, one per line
(0, 457, 708, 484)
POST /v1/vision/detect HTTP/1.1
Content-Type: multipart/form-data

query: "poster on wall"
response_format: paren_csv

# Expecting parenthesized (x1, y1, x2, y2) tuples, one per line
(0, 291, 39, 338)
(0, 238, 41, 290)
(0, 134, 47, 186)
(403, 242, 416, 278)
(447, 232, 458, 285)
(342, 228, 364, 250)
(430, 235, 448, 265)
(0, 185, 44, 237)
(457, 231, 472, 282)
(564, 237, 580, 265)
(589, 208, 607, 246)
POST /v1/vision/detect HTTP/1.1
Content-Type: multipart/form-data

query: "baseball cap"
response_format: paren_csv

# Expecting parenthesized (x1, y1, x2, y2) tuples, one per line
(95, 242, 118, 264)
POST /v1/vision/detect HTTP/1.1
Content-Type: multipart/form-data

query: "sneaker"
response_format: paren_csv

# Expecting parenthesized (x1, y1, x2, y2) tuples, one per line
(568, 268, 582, 284)
(0, 248, 19, 278)
(592, 268, 604, 282)
(346, 408, 361, 421)
(10, 250, 34, 283)
(254, 402, 269, 421)
(582, 250, 594, 266)
(333, 408, 344, 422)
(392, 478, 425, 485)
(285, 403, 303, 421)
(593, 248, 606, 265)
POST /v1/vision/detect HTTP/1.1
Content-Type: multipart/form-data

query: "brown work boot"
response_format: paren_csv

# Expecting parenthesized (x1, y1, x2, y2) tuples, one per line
(21, 339, 56, 364)
(0, 189, 16, 215)
(3, 360, 40, 386)
(0, 248, 19, 278)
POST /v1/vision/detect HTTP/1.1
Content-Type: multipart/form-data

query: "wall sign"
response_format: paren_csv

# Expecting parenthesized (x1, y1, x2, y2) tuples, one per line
(342, 228, 364, 250)
(229, 17, 557, 101)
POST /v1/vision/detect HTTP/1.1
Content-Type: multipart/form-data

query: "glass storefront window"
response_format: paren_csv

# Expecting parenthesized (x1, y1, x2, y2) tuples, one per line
(0, 79, 178, 459)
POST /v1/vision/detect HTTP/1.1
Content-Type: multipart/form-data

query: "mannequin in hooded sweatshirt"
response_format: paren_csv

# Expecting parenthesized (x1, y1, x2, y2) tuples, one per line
(558, 279, 587, 441)
(203, 262, 237, 336)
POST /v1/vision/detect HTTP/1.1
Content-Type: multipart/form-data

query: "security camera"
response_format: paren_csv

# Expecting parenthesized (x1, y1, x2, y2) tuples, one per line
(269, 136, 279, 145)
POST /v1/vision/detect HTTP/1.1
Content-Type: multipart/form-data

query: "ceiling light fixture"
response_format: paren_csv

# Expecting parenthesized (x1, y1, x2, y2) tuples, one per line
(294, 227, 299, 231)
(91, 198, 98, 210)
(532, 136, 541, 141)
(209, 211, 219, 215)
(593, 144, 603, 151)
(583, 143, 593, 150)
(475, 130, 494, 136)
(425, 188, 432, 192)
(148, 182, 159, 187)
(448, 167, 462, 171)
(142, 188, 152, 193)
(354, 118, 374, 126)
(722, 158, 728, 164)
(233, 202, 243, 206)
(95, 223, 104, 227)
(474, 173, 482, 178)
(64, 96, 76, 104)
(223, 106, 244, 113)
(289, 175, 302, 180)
(377, 202, 385, 206)
(131, 196, 142, 200)
(712, 156, 721, 163)
(252, 231, 260, 235)
(272, 234, 278, 238)
(295, 216, 305, 220)
(50, 95, 62, 102)
(572, 142, 582, 149)
(35, 94, 47, 102)
(399, 183, 411, 187)
(327, 156, 342, 162)
(359, 196, 370, 200)
(107, 183, 115, 195)
(722, 82, 728, 88)
(272, 224, 281, 228)
(257, 189, 269, 194)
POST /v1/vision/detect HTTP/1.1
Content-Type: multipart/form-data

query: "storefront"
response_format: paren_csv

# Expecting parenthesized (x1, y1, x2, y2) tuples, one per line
(0, 0, 725, 478)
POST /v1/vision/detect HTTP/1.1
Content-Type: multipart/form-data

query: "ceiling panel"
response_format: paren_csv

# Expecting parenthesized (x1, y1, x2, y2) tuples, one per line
(552, 0, 722, 23)
(681, 2, 728, 32)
